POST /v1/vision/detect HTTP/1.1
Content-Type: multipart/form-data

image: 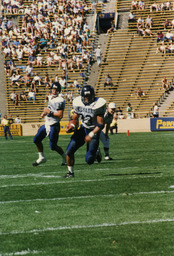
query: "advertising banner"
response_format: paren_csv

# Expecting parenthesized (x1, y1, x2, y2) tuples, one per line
(150, 117, 174, 131)
(0, 124, 22, 136)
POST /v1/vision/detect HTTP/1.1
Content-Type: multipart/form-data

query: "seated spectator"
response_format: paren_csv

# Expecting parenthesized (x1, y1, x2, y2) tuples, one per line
(163, 19, 171, 30)
(167, 42, 174, 53)
(76, 55, 84, 70)
(10, 73, 23, 87)
(11, 36, 20, 49)
(15, 115, 21, 124)
(128, 12, 136, 22)
(10, 91, 20, 106)
(156, 42, 167, 54)
(144, 27, 153, 36)
(117, 107, 124, 119)
(73, 79, 81, 89)
(39, 37, 48, 49)
(162, 76, 169, 90)
(137, 25, 144, 36)
(4, 62, 11, 76)
(10, 90, 16, 103)
(145, 15, 153, 28)
(65, 90, 73, 103)
(23, 74, 32, 91)
(16, 46, 24, 61)
(46, 53, 54, 66)
(36, 53, 43, 67)
(171, 19, 174, 29)
(59, 76, 66, 90)
(9, 62, 19, 76)
(137, 17, 144, 28)
(107, 20, 115, 34)
(20, 90, 28, 101)
(138, 0, 145, 10)
(25, 63, 33, 76)
(28, 89, 36, 103)
(53, 53, 62, 69)
(164, 30, 173, 41)
(14, 92, 20, 106)
(150, 2, 159, 12)
(3, 45, 11, 58)
(131, 0, 138, 10)
(44, 73, 52, 88)
(1, 38, 7, 53)
(27, 53, 37, 65)
(135, 87, 145, 97)
(104, 74, 113, 89)
(157, 31, 164, 43)
(32, 72, 42, 86)
(160, 2, 170, 11)
(126, 103, 133, 119)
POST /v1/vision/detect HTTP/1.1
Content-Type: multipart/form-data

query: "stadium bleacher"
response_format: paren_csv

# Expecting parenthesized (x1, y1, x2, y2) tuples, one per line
(2, 0, 174, 121)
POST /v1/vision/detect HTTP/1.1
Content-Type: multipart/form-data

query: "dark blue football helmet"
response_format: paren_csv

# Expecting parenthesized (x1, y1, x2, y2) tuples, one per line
(51, 82, 61, 93)
(81, 85, 95, 105)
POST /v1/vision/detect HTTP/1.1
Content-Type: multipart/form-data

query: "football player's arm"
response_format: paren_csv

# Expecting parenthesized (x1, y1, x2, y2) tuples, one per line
(41, 108, 63, 118)
(105, 122, 110, 139)
(85, 115, 104, 143)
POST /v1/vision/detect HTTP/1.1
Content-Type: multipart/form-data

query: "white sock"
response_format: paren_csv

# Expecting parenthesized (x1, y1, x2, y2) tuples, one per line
(68, 166, 74, 173)
(38, 152, 44, 159)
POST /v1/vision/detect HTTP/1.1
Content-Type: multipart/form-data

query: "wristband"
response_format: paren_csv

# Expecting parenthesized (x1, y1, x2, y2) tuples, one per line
(88, 131, 95, 138)
(47, 111, 54, 117)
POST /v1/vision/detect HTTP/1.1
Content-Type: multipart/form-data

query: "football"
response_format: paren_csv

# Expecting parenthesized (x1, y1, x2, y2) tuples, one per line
(66, 119, 79, 133)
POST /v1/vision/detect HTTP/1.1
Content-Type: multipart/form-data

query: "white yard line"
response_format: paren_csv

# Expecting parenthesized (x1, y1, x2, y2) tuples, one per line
(1, 190, 174, 204)
(0, 250, 40, 256)
(0, 218, 174, 236)
(0, 175, 162, 188)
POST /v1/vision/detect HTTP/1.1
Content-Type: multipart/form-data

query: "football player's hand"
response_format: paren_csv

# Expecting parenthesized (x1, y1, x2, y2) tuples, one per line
(41, 108, 50, 118)
(66, 120, 78, 133)
(85, 134, 92, 143)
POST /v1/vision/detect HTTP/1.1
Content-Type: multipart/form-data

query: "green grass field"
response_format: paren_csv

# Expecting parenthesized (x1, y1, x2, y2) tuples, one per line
(0, 132, 174, 256)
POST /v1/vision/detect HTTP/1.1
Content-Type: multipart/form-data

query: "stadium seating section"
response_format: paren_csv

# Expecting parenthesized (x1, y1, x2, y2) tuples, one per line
(3, 0, 174, 121)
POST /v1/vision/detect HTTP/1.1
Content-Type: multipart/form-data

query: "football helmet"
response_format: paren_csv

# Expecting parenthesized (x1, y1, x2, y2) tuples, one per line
(81, 85, 95, 105)
(51, 82, 61, 93)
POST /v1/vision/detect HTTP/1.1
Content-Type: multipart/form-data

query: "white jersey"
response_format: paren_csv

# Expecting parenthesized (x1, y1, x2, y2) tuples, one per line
(73, 96, 106, 129)
(45, 95, 65, 126)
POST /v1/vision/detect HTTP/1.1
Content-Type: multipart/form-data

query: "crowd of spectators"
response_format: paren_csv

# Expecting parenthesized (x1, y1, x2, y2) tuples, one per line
(1, 0, 93, 107)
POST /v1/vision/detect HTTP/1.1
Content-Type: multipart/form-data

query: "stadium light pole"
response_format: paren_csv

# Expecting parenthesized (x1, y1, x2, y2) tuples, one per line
(64, 48, 70, 121)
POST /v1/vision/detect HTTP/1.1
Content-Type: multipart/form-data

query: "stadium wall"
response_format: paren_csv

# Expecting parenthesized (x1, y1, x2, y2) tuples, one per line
(22, 119, 150, 136)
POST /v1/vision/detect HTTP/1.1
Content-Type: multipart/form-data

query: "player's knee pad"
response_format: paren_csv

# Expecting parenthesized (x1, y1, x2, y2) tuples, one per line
(86, 153, 95, 165)
(66, 140, 77, 156)
(33, 136, 39, 144)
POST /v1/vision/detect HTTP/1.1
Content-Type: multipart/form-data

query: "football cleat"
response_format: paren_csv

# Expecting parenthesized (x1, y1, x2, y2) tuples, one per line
(63, 172, 74, 178)
(61, 162, 67, 166)
(32, 157, 46, 166)
(96, 148, 102, 163)
(105, 156, 113, 160)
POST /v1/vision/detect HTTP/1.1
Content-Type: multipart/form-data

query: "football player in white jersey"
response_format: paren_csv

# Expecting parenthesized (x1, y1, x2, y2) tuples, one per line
(64, 85, 106, 178)
(32, 82, 66, 166)
(99, 102, 116, 160)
